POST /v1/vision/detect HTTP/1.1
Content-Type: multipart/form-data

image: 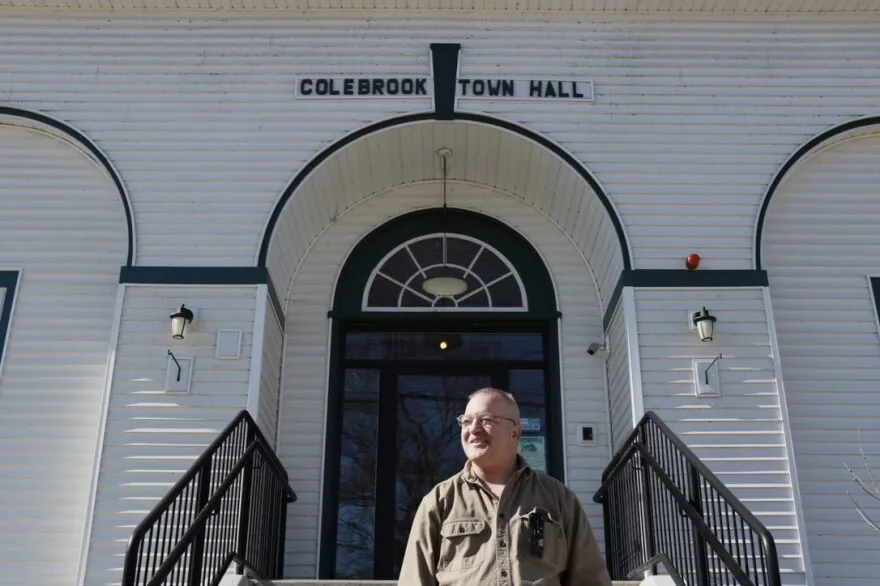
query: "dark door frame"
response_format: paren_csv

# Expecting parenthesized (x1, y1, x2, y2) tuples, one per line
(317, 208, 562, 579)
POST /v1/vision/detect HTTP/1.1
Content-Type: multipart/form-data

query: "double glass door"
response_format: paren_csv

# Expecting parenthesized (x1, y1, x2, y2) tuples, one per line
(332, 331, 551, 580)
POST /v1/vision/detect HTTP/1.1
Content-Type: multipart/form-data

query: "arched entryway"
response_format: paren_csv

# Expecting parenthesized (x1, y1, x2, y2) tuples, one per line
(321, 207, 560, 579)
(261, 117, 628, 579)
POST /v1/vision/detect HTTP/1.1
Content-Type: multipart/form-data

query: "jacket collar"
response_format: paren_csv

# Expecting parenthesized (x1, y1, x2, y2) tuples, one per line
(461, 454, 532, 486)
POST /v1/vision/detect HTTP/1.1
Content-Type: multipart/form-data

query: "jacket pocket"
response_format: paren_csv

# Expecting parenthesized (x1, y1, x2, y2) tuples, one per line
(437, 518, 489, 572)
(516, 508, 567, 579)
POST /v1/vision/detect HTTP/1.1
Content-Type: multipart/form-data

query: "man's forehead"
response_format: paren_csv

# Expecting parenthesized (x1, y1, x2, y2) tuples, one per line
(465, 392, 508, 412)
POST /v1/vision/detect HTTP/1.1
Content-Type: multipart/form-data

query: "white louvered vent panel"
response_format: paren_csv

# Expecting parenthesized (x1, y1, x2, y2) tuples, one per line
(0, 125, 127, 585)
(277, 182, 607, 577)
(763, 133, 880, 586)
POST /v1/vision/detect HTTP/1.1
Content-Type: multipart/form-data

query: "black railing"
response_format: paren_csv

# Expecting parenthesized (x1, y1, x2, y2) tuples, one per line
(121, 411, 297, 586)
(594, 411, 781, 586)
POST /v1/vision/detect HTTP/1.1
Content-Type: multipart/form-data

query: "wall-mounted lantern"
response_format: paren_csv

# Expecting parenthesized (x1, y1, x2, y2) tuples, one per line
(692, 307, 717, 342)
(170, 305, 194, 340)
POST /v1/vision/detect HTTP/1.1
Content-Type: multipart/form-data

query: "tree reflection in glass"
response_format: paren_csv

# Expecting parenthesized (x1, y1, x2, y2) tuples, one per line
(392, 374, 490, 576)
(335, 369, 380, 578)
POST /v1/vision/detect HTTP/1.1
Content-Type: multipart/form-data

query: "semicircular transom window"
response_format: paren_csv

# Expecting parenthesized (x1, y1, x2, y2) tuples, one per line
(363, 233, 527, 311)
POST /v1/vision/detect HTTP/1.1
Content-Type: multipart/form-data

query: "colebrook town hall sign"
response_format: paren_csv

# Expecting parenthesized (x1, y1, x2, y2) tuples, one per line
(293, 44, 595, 104)
(296, 76, 594, 101)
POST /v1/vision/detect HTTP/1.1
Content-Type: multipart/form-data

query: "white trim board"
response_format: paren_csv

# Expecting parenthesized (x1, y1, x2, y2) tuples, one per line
(622, 287, 645, 426)
(247, 284, 269, 424)
(75, 283, 126, 586)
(763, 286, 815, 586)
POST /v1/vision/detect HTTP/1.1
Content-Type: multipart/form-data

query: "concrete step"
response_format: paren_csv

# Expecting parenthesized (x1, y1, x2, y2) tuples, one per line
(263, 580, 640, 586)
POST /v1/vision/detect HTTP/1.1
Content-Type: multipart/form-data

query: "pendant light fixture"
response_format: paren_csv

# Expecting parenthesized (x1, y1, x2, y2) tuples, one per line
(422, 147, 469, 298)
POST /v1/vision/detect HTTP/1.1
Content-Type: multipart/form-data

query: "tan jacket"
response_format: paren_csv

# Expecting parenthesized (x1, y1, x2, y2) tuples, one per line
(398, 458, 613, 586)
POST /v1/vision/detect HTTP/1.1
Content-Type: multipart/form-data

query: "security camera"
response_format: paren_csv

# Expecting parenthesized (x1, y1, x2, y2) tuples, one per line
(587, 342, 606, 355)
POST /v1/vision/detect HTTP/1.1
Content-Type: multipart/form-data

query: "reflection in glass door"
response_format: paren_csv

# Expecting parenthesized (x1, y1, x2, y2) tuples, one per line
(392, 373, 491, 577)
(334, 369, 380, 579)
(331, 331, 552, 580)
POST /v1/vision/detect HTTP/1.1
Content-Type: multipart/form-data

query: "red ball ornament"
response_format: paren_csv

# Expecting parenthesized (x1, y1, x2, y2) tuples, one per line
(685, 253, 701, 271)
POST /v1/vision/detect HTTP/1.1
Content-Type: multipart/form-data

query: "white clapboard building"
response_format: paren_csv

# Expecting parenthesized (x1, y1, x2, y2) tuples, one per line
(1, 3, 880, 586)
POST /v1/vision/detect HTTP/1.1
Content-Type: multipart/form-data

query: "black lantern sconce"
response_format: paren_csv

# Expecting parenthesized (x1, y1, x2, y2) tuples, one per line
(170, 304, 194, 340)
(692, 307, 717, 342)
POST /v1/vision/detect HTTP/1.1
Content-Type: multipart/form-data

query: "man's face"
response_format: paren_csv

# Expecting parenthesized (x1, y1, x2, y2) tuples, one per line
(460, 392, 520, 467)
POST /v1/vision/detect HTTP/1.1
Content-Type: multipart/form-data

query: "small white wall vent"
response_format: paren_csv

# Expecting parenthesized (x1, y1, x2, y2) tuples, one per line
(693, 357, 721, 398)
(165, 355, 193, 394)
(215, 329, 242, 359)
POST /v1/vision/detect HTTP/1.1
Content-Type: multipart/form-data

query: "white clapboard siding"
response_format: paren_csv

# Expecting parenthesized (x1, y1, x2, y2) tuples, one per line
(259, 303, 283, 446)
(84, 285, 257, 586)
(635, 288, 806, 585)
(276, 182, 609, 577)
(0, 0, 870, 14)
(0, 125, 127, 585)
(762, 132, 880, 586)
(1, 19, 880, 274)
(606, 304, 632, 452)
(265, 120, 625, 309)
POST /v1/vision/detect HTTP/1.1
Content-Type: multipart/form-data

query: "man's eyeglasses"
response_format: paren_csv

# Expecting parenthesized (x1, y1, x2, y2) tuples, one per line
(456, 412, 518, 429)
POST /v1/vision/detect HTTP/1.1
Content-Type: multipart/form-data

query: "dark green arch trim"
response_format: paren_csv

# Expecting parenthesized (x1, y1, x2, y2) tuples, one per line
(0, 106, 135, 266)
(756, 116, 880, 270)
(602, 269, 769, 331)
(0, 271, 20, 368)
(119, 266, 284, 328)
(257, 112, 630, 270)
(332, 207, 558, 315)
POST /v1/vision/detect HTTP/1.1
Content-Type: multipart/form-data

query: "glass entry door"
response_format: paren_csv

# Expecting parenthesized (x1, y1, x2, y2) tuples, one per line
(331, 331, 552, 580)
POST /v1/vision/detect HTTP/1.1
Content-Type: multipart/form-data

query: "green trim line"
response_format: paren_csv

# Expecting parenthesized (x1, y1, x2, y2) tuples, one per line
(602, 275, 626, 331)
(602, 269, 769, 331)
(755, 116, 880, 270)
(327, 311, 562, 324)
(0, 106, 135, 266)
(119, 266, 284, 328)
(0, 271, 20, 370)
(257, 112, 630, 271)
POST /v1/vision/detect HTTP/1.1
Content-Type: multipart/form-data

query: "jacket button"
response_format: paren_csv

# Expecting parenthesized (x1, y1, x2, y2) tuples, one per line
(501, 570, 508, 577)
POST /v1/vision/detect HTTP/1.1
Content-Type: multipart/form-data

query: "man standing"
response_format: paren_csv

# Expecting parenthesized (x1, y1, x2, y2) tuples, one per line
(399, 387, 613, 585)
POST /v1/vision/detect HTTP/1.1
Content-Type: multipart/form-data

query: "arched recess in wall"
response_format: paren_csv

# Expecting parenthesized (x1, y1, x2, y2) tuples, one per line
(754, 115, 880, 270)
(0, 109, 131, 585)
(258, 112, 631, 316)
(0, 106, 135, 266)
(759, 117, 880, 584)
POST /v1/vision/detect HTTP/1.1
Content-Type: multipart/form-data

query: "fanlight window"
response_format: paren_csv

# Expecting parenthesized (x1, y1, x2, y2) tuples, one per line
(363, 234, 527, 311)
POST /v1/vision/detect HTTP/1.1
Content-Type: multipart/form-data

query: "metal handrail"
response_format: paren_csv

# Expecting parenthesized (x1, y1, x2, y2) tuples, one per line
(594, 411, 782, 586)
(121, 410, 296, 586)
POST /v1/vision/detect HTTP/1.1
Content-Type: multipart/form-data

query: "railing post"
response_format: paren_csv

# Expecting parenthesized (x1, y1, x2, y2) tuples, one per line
(688, 463, 711, 586)
(236, 426, 257, 574)
(600, 484, 615, 578)
(638, 428, 657, 575)
(188, 458, 213, 586)
(276, 491, 289, 578)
